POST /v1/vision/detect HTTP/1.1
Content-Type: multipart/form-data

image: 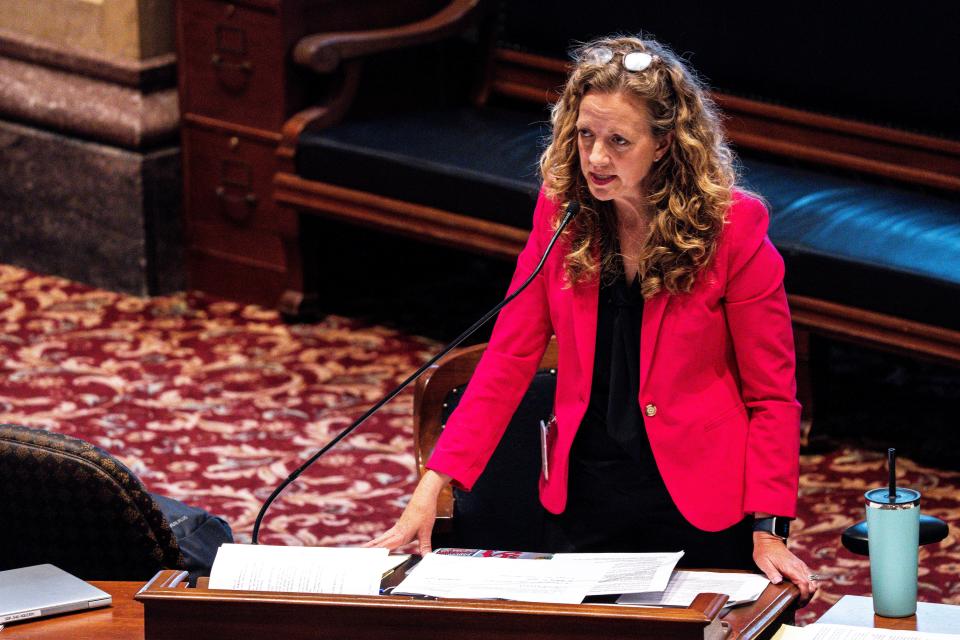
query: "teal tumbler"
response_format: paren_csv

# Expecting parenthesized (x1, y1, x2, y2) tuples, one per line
(865, 487, 921, 618)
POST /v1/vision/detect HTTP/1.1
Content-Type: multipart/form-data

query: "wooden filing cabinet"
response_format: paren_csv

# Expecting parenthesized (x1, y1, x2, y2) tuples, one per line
(175, 0, 310, 307)
(175, 0, 447, 308)
(178, 1, 298, 132)
(181, 126, 294, 235)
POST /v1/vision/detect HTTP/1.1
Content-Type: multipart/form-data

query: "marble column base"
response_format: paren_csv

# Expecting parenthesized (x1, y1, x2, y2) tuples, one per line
(0, 55, 178, 149)
(0, 119, 183, 295)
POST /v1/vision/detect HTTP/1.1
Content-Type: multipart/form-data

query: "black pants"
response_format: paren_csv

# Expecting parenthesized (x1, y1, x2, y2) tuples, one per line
(541, 452, 756, 571)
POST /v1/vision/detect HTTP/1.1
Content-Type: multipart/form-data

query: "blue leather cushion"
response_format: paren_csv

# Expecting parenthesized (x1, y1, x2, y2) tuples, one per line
(741, 158, 960, 329)
(297, 107, 550, 228)
(296, 108, 960, 328)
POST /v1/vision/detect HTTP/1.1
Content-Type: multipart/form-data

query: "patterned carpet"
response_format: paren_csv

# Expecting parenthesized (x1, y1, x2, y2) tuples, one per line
(0, 264, 434, 548)
(1, 263, 957, 624)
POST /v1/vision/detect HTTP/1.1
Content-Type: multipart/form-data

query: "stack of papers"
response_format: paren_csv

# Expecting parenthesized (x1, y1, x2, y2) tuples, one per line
(551, 552, 683, 596)
(209, 545, 775, 610)
(616, 571, 770, 607)
(209, 544, 408, 595)
(393, 551, 683, 604)
(393, 553, 606, 604)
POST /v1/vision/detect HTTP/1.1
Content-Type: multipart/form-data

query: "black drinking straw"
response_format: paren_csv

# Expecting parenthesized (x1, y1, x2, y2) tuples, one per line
(888, 447, 897, 500)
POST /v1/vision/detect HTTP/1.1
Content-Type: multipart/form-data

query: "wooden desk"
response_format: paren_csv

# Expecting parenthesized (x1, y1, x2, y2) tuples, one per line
(818, 595, 960, 634)
(1, 581, 143, 640)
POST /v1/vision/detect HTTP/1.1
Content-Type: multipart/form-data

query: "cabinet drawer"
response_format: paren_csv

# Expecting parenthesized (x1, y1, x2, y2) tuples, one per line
(177, 0, 288, 130)
(183, 124, 293, 233)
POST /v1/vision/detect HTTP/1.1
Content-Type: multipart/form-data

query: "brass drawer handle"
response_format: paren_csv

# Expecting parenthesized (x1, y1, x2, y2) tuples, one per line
(210, 54, 252, 73)
(215, 186, 258, 223)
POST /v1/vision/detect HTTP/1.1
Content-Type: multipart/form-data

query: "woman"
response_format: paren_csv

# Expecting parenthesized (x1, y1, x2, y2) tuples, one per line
(368, 36, 818, 601)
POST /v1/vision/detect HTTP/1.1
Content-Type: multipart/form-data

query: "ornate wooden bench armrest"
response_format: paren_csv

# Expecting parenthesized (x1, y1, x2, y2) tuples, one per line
(292, 0, 484, 74)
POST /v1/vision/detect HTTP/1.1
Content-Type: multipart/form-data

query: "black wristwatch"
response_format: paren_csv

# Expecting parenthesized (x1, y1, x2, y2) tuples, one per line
(752, 516, 790, 541)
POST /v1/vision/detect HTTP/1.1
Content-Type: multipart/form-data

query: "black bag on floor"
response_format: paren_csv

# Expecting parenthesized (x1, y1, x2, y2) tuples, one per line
(151, 494, 234, 584)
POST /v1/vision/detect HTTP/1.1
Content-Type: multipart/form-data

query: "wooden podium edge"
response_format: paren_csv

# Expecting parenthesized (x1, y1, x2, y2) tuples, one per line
(722, 581, 799, 640)
(136, 569, 722, 621)
(135, 569, 797, 640)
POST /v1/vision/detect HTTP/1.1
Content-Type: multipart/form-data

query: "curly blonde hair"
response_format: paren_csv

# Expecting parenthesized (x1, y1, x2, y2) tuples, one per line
(540, 35, 736, 297)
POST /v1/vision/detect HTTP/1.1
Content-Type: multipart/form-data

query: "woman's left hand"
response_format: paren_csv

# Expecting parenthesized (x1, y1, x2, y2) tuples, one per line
(752, 531, 819, 605)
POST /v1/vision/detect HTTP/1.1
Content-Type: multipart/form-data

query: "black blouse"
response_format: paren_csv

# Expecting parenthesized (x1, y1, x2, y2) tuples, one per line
(573, 266, 657, 468)
(549, 260, 754, 565)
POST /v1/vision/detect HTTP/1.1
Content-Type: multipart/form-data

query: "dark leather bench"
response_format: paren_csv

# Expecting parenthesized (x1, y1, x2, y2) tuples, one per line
(273, 0, 960, 433)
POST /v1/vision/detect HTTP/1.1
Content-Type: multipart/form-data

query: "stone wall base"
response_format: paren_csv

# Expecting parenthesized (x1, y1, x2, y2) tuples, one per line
(0, 119, 183, 295)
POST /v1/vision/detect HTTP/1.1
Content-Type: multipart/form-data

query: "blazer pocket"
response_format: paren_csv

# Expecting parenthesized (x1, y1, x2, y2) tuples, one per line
(701, 402, 747, 432)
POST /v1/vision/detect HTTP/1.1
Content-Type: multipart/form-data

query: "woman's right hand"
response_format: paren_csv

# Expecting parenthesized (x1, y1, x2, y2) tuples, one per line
(363, 470, 451, 555)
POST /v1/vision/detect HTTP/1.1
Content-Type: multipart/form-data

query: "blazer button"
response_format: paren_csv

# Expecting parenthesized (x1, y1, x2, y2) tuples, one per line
(645, 403, 657, 417)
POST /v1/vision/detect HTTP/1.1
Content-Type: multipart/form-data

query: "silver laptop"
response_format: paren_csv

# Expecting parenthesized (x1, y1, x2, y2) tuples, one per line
(0, 564, 112, 625)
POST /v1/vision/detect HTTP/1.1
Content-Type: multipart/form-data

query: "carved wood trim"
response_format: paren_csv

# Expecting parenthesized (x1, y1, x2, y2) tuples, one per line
(788, 294, 960, 364)
(273, 174, 530, 259)
(718, 94, 960, 154)
(491, 48, 567, 104)
(496, 48, 569, 73)
(183, 113, 282, 144)
(276, 60, 363, 173)
(489, 48, 960, 192)
(718, 95, 960, 193)
(292, 0, 483, 74)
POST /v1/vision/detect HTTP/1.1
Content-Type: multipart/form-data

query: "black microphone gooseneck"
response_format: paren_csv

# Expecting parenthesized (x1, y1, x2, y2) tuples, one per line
(253, 200, 580, 544)
(251, 200, 580, 544)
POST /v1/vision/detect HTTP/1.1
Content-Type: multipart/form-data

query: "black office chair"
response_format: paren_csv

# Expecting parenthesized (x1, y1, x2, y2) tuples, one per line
(414, 340, 556, 552)
(0, 424, 230, 582)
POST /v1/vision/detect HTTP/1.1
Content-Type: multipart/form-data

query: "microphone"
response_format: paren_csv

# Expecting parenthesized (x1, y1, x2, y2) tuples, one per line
(251, 200, 580, 544)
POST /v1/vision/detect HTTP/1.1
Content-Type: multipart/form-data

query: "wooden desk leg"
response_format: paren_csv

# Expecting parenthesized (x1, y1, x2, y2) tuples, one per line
(278, 213, 320, 320)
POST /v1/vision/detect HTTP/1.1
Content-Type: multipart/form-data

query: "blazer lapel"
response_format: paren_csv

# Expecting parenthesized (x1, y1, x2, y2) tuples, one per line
(571, 278, 669, 388)
(640, 290, 670, 388)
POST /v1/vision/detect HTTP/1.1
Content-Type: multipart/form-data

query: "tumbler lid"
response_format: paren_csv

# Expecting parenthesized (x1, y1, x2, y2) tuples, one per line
(865, 487, 920, 507)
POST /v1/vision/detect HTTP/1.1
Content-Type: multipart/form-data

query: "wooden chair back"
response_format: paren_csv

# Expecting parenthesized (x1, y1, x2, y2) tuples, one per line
(414, 338, 558, 549)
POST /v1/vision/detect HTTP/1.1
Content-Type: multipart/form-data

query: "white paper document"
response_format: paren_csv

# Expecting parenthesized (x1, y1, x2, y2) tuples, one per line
(393, 552, 608, 604)
(773, 623, 960, 640)
(550, 552, 684, 596)
(208, 544, 388, 595)
(616, 570, 769, 607)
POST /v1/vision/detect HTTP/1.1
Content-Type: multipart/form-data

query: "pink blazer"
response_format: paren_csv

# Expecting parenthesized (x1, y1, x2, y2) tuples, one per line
(427, 190, 801, 532)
